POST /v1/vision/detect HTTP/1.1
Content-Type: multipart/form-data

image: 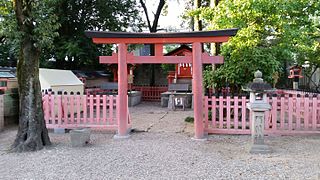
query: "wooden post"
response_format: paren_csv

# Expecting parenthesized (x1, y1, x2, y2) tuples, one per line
(116, 43, 129, 138)
(192, 42, 205, 139)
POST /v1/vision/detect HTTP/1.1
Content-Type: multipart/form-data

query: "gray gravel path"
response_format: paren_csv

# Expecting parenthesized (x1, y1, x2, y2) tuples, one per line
(0, 102, 319, 180)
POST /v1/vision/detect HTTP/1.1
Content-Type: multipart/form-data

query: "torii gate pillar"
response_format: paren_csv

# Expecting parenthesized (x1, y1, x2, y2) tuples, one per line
(192, 42, 204, 139)
(115, 43, 130, 138)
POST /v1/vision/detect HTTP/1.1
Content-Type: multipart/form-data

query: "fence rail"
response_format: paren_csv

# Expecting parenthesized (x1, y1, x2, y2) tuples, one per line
(42, 94, 130, 130)
(267, 95, 320, 134)
(132, 85, 168, 101)
(204, 95, 320, 135)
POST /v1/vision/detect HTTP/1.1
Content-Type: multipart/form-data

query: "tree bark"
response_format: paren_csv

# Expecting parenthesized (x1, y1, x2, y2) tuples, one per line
(139, 0, 165, 86)
(12, 0, 51, 152)
(194, 0, 202, 31)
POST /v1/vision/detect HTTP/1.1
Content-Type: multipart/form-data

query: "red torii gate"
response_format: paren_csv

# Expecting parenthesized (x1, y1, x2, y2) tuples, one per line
(85, 29, 238, 139)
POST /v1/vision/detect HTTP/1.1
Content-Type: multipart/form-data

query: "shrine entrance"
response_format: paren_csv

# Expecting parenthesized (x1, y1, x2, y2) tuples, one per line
(85, 29, 238, 139)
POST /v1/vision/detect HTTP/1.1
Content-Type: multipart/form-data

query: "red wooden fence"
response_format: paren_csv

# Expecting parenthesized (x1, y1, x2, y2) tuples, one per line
(204, 95, 320, 135)
(267, 95, 320, 134)
(204, 96, 251, 134)
(42, 94, 131, 130)
(132, 85, 168, 101)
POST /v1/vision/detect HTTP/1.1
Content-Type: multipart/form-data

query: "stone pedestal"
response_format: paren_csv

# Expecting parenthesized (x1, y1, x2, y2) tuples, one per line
(54, 128, 66, 134)
(247, 103, 271, 154)
(70, 128, 91, 147)
(293, 82, 299, 90)
(249, 111, 272, 154)
(161, 92, 192, 108)
(128, 91, 142, 107)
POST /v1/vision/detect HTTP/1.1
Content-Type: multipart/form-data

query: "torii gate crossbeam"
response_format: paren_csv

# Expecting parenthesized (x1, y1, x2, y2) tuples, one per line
(85, 29, 238, 139)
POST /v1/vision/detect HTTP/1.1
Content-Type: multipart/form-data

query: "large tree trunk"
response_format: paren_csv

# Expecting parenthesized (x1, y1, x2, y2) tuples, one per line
(140, 0, 165, 86)
(12, 0, 51, 152)
(194, 0, 202, 31)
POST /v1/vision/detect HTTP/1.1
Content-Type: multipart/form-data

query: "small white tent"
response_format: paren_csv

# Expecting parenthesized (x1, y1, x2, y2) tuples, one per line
(39, 68, 84, 94)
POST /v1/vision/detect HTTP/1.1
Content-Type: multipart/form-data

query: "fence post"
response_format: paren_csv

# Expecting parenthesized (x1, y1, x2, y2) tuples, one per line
(312, 96, 317, 130)
(204, 96, 208, 131)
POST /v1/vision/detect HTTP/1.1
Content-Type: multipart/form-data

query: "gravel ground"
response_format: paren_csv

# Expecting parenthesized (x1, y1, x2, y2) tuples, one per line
(0, 102, 319, 180)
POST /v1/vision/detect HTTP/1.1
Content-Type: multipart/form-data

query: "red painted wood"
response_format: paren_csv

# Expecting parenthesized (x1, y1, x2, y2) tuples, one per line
(272, 96, 277, 130)
(219, 96, 224, 129)
(204, 96, 209, 130)
(63, 95, 68, 124)
(82, 95, 87, 123)
(57, 95, 62, 125)
(44, 95, 49, 124)
(43, 94, 118, 130)
(312, 97, 317, 130)
(96, 95, 100, 124)
(234, 96, 239, 129)
(155, 44, 163, 56)
(102, 95, 107, 124)
(92, 36, 230, 44)
(304, 97, 309, 130)
(192, 42, 204, 139)
(288, 97, 293, 130)
(205, 128, 251, 135)
(70, 95, 75, 124)
(99, 53, 224, 64)
(132, 85, 168, 101)
(203, 95, 320, 135)
(280, 96, 285, 130)
(89, 95, 94, 123)
(76, 95, 81, 124)
(109, 95, 114, 125)
(226, 96, 231, 129)
(117, 43, 129, 136)
(265, 98, 270, 131)
(211, 96, 216, 128)
(241, 97, 246, 130)
(49, 95, 56, 124)
(296, 97, 301, 130)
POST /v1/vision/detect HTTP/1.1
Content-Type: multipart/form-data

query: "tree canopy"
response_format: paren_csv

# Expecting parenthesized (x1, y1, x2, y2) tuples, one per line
(50, 0, 143, 70)
(0, 0, 143, 69)
(0, 0, 59, 66)
(191, 0, 320, 91)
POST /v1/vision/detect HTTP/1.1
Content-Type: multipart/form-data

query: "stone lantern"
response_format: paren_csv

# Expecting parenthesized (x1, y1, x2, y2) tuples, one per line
(244, 70, 273, 154)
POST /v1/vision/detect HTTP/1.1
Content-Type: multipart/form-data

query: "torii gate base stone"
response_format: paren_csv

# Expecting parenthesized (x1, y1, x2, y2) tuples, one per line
(85, 29, 238, 140)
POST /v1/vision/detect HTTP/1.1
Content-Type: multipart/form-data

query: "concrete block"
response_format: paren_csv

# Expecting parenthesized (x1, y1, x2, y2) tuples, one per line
(128, 91, 142, 107)
(250, 144, 272, 154)
(161, 97, 169, 107)
(70, 128, 91, 147)
(54, 128, 66, 134)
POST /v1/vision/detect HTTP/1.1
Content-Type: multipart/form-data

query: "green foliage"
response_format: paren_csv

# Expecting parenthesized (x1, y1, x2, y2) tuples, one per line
(184, 116, 194, 123)
(160, 64, 175, 73)
(0, 0, 60, 66)
(47, 0, 144, 70)
(0, 0, 144, 69)
(191, 0, 320, 91)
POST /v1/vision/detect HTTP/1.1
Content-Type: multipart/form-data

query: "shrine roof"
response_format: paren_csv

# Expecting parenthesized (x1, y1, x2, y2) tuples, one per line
(85, 28, 238, 39)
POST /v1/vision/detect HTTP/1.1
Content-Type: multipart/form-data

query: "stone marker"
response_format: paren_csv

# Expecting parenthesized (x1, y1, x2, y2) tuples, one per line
(70, 128, 91, 147)
(54, 128, 66, 134)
